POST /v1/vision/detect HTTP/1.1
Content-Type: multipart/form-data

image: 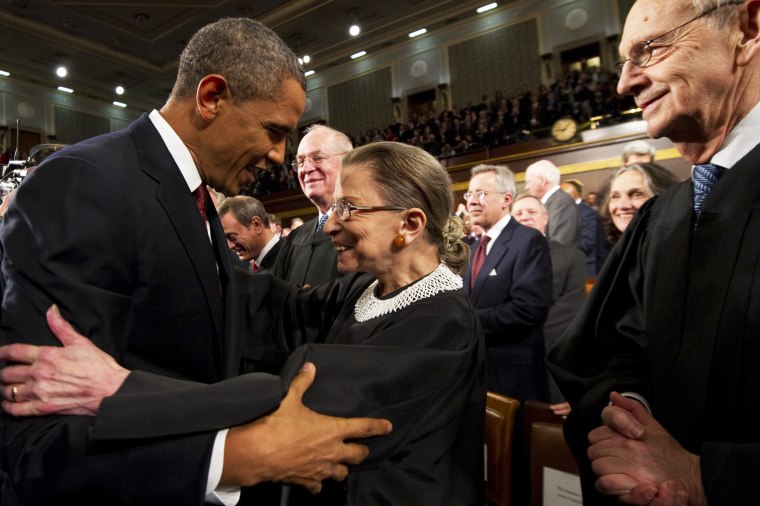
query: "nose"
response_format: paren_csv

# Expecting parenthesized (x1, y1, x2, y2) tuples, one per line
(266, 138, 287, 166)
(617, 61, 644, 97)
(322, 212, 339, 236)
(226, 238, 235, 250)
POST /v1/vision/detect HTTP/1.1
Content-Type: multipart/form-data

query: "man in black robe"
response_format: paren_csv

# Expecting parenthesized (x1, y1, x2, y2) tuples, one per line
(548, 1, 760, 504)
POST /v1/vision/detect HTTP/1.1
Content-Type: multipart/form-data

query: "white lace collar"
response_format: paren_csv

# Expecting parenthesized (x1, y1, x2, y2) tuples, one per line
(353, 263, 463, 322)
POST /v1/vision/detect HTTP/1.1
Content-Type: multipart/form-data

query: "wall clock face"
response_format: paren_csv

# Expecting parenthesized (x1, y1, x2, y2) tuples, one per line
(551, 118, 578, 142)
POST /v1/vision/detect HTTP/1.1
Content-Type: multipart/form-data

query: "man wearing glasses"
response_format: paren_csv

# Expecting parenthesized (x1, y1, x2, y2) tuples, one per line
(549, 1, 760, 504)
(273, 125, 351, 287)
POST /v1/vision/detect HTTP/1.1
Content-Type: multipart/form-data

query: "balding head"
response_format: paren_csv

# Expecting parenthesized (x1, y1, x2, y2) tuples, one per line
(524, 160, 561, 199)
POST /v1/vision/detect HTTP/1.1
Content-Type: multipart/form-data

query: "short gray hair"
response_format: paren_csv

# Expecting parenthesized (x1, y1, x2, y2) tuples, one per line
(217, 195, 269, 227)
(302, 125, 354, 154)
(692, 0, 745, 29)
(471, 164, 517, 198)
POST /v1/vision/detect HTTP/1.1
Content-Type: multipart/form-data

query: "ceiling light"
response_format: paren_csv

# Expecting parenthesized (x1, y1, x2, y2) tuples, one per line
(476, 2, 498, 13)
(57, 86, 73, 93)
(302, 55, 311, 64)
(304, 70, 315, 77)
(349, 24, 360, 37)
(113, 101, 127, 108)
(0, 70, 9, 77)
(408, 28, 427, 38)
(350, 50, 366, 59)
(115, 86, 125, 95)
(298, 57, 303, 65)
(56, 66, 68, 78)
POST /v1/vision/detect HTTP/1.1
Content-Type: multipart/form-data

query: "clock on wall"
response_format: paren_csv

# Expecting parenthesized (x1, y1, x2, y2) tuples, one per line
(551, 118, 579, 142)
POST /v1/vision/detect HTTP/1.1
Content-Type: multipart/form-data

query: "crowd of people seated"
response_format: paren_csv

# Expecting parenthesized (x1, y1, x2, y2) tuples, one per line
(246, 68, 636, 197)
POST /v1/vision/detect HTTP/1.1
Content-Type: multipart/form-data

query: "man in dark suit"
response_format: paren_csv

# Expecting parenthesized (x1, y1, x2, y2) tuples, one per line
(549, 0, 760, 504)
(273, 125, 351, 287)
(219, 195, 282, 273)
(524, 159, 581, 248)
(462, 164, 553, 403)
(510, 194, 585, 404)
(561, 179, 610, 277)
(0, 18, 388, 505)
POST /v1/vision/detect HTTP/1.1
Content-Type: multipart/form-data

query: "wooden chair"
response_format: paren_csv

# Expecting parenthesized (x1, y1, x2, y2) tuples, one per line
(484, 391, 520, 506)
(525, 401, 580, 506)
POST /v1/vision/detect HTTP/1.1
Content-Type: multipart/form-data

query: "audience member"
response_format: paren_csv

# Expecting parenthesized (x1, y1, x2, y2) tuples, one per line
(622, 139, 656, 166)
(218, 195, 282, 272)
(0, 18, 389, 504)
(549, 0, 760, 504)
(463, 164, 552, 403)
(290, 216, 304, 229)
(511, 194, 585, 405)
(585, 191, 599, 210)
(267, 212, 282, 236)
(561, 179, 610, 276)
(273, 125, 350, 287)
(524, 160, 582, 247)
(599, 163, 680, 244)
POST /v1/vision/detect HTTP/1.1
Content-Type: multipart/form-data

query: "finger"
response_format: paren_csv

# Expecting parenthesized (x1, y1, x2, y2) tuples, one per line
(2, 383, 22, 403)
(337, 416, 393, 440)
(0, 343, 40, 364)
(284, 362, 317, 404)
(0, 364, 31, 384)
(595, 473, 641, 496)
(601, 404, 645, 440)
(609, 392, 653, 424)
(339, 442, 371, 465)
(588, 425, 620, 444)
(619, 482, 658, 505)
(46, 305, 91, 347)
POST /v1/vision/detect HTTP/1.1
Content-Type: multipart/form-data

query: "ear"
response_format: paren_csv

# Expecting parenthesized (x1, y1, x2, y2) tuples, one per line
(502, 192, 514, 211)
(737, 0, 760, 66)
(399, 208, 427, 245)
(250, 216, 263, 232)
(196, 75, 231, 122)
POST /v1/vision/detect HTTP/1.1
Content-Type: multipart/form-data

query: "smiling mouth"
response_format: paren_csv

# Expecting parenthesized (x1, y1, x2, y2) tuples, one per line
(334, 244, 351, 253)
(638, 93, 665, 111)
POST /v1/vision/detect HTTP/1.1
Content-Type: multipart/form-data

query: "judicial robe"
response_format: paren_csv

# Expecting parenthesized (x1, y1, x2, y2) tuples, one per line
(236, 269, 487, 506)
(548, 143, 760, 505)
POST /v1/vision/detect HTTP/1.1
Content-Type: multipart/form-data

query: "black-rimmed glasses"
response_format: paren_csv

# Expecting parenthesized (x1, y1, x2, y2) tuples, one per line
(616, 1, 744, 77)
(331, 199, 406, 221)
(291, 153, 345, 172)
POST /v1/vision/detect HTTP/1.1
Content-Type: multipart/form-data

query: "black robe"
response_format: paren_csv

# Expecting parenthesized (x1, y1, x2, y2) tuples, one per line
(236, 270, 486, 506)
(548, 143, 760, 505)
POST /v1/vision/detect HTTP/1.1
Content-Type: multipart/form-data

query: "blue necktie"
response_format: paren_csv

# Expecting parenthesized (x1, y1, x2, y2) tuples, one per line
(316, 214, 328, 232)
(693, 163, 723, 215)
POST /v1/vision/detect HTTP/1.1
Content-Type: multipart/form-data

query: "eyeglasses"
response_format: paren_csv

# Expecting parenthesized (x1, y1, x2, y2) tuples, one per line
(291, 153, 345, 172)
(331, 199, 406, 221)
(463, 190, 505, 201)
(616, 1, 743, 77)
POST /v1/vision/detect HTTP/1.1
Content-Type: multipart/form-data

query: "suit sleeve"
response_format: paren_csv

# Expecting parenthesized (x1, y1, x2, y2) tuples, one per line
(549, 196, 582, 248)
(475, 232, 553, 337)
(0, 158, 218, 504)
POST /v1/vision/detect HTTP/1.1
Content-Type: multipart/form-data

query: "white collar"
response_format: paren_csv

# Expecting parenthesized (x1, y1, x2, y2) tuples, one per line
(540, 185, 561, 205)
(706, 99, 760, 170)
(255, 236, 279, 266)
(148, 110, 202, 192)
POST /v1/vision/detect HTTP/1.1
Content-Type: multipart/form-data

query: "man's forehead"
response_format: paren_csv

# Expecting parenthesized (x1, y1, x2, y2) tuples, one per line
(297, 131, 333, 154)
(620, 0, 690, 52)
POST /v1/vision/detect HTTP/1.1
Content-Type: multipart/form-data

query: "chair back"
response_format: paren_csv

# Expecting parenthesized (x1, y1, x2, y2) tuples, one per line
(484, 391, 520, 506)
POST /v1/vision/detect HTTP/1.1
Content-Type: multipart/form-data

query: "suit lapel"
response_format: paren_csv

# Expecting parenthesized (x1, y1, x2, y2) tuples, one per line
(469, 219, 516, 304)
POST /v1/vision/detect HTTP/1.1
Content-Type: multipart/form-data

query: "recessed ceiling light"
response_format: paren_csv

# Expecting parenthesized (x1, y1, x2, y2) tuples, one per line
(350, 50, 367, 59)
(408, 28, 428, 38)
(304, 70, 315, 77)
(302, 55, 311, 64)
(57, 86, 73, 93)
(477, 3, 498, 13)
(115, 85, 125, 95)
(349, 24, 360, 37)
(56, 66, 68, 78)
(0, 70, 9, 77)
(113, 101, 127, 108)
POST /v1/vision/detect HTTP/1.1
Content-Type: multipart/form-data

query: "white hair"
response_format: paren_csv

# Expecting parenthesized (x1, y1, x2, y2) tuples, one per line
(525, 160, 561, 187)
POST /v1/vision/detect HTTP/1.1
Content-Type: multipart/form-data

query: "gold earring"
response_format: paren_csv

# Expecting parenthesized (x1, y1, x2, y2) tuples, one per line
(393, 235, 406, 247)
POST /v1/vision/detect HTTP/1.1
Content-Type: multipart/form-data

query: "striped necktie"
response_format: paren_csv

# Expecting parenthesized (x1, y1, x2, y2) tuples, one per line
(470, 235, 491, 289)
(316, 214, 328, 232)
(693, 163, 724, 215)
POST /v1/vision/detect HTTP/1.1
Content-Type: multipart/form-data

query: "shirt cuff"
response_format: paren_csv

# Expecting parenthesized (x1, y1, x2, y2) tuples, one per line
(619, 392, 652, 413)
(205, 429, 242, 505)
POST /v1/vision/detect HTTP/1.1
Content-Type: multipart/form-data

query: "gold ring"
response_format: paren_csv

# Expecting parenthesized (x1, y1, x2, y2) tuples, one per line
(10, 385, 18, 403)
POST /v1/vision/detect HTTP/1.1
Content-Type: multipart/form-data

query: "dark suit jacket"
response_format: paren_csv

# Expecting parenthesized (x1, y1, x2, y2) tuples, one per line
(577, 200, 609, 277)
(463, 218, 553, 402)
(0, 114, 282, 504)
(272, 215, 340, 286)
(545, 188, 582, 248)
(549, 143, 760, 505)
(258, 237, 283, 272)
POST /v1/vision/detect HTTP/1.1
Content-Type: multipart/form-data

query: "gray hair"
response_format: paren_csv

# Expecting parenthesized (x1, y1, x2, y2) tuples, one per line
(525, 160, 561, 186)
(302, 124, 354, 154)
(471, 164, 517, 198)
(170, 18, 305, 103)
(217, 195, 270, 227)
(692, 0, 745, 29)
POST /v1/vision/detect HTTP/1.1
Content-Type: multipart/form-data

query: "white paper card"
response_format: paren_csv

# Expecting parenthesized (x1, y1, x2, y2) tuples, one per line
(543, 467, 583, 505)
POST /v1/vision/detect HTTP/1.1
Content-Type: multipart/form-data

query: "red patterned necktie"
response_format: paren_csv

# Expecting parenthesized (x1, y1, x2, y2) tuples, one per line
(470, 235, 490, 288)
(193, 184, 210, 223)
(251, 260, 259, 273)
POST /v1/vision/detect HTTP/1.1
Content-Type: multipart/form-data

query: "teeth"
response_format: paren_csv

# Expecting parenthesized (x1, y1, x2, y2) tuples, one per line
(335, 245, 349, 252)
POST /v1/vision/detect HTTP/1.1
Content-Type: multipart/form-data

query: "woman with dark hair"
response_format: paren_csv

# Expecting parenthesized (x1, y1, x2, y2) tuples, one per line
(599, 162, 680, 244)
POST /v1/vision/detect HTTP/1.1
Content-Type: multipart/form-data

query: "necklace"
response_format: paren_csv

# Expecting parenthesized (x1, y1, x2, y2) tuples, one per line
(354, 263, 462, 322)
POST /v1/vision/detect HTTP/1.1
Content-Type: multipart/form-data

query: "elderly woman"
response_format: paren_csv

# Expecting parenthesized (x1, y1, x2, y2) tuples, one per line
(600, 162, 680, 244)
(1, 142, 485, 506)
